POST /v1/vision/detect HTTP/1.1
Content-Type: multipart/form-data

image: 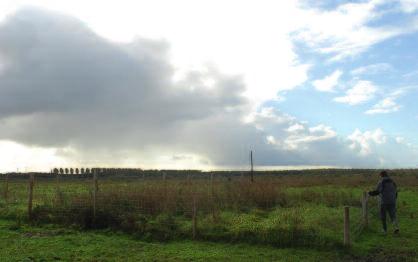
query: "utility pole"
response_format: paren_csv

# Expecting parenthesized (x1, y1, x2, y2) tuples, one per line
(250, 150, 254, 182)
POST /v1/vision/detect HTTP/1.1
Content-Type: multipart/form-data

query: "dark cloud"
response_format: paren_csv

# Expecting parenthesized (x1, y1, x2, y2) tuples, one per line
(0, 7, 414, 168)
(0, 8, 246, 146)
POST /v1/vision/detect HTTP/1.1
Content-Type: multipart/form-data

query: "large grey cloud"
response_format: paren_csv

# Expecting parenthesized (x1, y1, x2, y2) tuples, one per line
(0, 8, 415, 168)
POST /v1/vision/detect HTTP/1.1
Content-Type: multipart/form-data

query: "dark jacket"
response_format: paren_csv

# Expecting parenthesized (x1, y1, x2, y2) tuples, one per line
(369, 176, 398, 205)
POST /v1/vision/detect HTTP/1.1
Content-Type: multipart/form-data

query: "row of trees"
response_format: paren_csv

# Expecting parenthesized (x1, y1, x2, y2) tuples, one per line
(50, 167, 143, 175)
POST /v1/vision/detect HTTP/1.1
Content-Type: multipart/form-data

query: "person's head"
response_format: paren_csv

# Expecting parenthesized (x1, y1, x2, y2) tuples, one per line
(380, 170, 388, 177)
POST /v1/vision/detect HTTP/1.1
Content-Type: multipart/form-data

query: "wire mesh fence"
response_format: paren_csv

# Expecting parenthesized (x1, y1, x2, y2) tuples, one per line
(0, 172, 385, 248)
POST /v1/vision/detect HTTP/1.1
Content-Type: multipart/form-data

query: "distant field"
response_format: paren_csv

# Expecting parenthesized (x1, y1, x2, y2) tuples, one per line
(0, 170, 417, 261)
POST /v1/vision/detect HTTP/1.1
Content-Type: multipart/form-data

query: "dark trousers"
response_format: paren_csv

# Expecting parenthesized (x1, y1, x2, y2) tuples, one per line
(380, 203, 398, 232)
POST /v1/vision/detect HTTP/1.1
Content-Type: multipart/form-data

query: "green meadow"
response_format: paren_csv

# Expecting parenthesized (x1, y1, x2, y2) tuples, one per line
(0, 170, 417, 261)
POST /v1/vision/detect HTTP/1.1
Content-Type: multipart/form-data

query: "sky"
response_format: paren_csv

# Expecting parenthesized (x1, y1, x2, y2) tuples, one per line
(0, 0, 417, 172)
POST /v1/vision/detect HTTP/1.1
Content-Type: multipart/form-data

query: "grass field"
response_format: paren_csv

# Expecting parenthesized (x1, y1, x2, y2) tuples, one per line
(0, 219, 344, 261)
(0, 171, 417, 261)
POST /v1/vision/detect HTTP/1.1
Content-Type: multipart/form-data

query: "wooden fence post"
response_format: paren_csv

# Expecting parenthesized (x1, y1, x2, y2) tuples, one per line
(28, 174, 34, 221)
(344, 206, 350, 247)
(192, 195, 197, 240)
(362, 191, 368, 228)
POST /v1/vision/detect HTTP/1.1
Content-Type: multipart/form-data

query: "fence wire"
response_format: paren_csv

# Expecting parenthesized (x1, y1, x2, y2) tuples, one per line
(0, 173, 377, 248)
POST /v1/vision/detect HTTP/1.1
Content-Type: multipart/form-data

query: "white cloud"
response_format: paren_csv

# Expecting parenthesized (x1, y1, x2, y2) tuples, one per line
(284, 124, 337, 150)
(309, 124, 337, 137)
(365, 86, 414, 114)
(402, 70, 418, 79)
(343, 128, 418, 167)
(399, 0, 418, 13)
(350, 63, 393, 76)
(266, 135, 277, 145)
(395, 136, 405, 144)
(287, 123, 305, 133)
(334, 80, 378, 105)
(348, 128, 387, 155)
(293, 0, 418, 61)
(365, 97, 401, 114)
(247, 107, 296, 128)
(312, 70, 342, 92)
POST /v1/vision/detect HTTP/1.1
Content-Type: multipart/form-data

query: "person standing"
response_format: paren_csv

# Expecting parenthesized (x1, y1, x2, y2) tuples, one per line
(368, 170, 399, 234)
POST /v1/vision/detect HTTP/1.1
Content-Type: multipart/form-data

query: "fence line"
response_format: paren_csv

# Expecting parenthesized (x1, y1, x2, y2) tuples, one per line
(350, 191, 383, 244)
(0, 173, 382, 247)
